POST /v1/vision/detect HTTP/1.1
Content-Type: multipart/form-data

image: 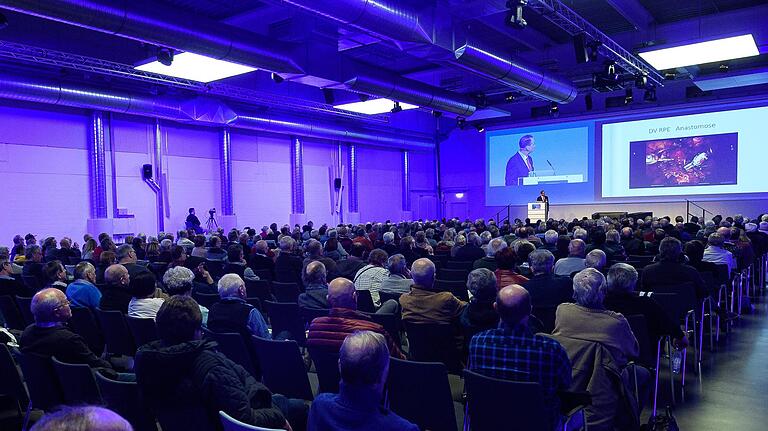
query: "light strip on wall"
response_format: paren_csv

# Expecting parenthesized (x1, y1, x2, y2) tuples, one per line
(135, 52, 257, 83)
(334, 98, 418, 115)
(638, 34, 759, 70)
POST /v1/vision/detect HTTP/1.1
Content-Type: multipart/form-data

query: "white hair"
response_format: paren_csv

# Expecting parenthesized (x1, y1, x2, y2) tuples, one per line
(383, 231, 395, 243)
(573, 268, 606, 308)
(217, 273, 244, 298)
(544, 230, 558, 244)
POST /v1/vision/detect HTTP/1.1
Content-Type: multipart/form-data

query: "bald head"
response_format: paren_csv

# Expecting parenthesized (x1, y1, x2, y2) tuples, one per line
(105, 264, 129, 287)
(303, 260, 327, 286)
(411, 258, 435, 289)
(495, 285, 531, 327)
(328, 277, 357, 309)
(31, 288, 70, 325)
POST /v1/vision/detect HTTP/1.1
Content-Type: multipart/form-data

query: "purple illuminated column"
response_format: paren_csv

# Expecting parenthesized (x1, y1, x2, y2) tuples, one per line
(289, 136, 306, 226)
(347, 144, 359, 223)
(402, 150, 411, 212)
(219, 128, 234, 216)
(88, 111, 108, 219)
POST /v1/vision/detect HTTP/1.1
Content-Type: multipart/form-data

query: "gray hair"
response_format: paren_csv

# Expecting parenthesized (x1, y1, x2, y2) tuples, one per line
(115, 244, 134, 261)
(303, 261, 327, 286)
(74, 262, 95, 280)
(707, 233, 724, 247)
(487, 238, 507, 257)
(339, 330, 390, 386)
(279, 235, 295, 251)
(568, 239, 586, 257)
(467, 231, 481, 246)
(159, 239, 173, 250)
(573, 268, 607, 308)
(529, 249, 555, 273)
(544, 230, 558, 245)
(163, 266, 195, 295)
(386, 254, 407, 275)
(605, 229, 620, 243)
(658, 237, 682, 261)
(217, 273, 244, 298)
(606, 263, 638, 294)
(383, 231, 395, 244)
(411, 258, 435, 288)
(585, 249, 607, 270)
(466, 268, 497, 301)
(479, 231, 493, 244)
(573, 228, 588, 241)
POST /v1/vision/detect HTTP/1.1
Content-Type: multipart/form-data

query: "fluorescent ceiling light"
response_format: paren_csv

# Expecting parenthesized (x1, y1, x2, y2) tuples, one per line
(639, 34, 759, 70)
(334, 98, 418, 115)
(135, 52, 257, 83)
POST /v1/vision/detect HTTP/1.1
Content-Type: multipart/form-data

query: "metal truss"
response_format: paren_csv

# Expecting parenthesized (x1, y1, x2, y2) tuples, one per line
(529, 0, 665, 87)
(0, 40, 389, 123)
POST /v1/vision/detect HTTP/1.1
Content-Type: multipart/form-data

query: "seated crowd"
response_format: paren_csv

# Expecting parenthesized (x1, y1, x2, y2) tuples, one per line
(1, 211, 767, 431)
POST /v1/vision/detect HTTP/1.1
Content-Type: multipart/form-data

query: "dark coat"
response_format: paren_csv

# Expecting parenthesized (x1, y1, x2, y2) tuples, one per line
(505, 152, 534, 186)
(521, 273, 574, 308)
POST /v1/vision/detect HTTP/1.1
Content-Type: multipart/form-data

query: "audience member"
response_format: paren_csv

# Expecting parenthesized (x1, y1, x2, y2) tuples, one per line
(335, 243, 368, 281)
(493, 247, 528, 289)
(207, 273, 270, 339)
(400, 258, 466, 324)
(554, 239, 586, 276)
(248, 240, 275, 278)
(641, 237, 707, 301)
(22, 244, 46, 287)
(584, 249, 607, 272)
(65, 261, 101, 311)
(0, 259, 29, 296)
(380, 231, 398, 256)
(459, 269, 500, 345)
(127, 271, 164, 320)
(30, 406, 132, 431)
(100, 264, 132, 313)
(163, 266, 209, 327)
(224, 244, 259, 280)
(379, 254, 412, 295)
(473, 237, 506, 271)
(298, 261, 330, 309)
(353, 249, 389, 308)
(702, 232, 735, 275)
(523, 249, 573, 308)
(43, 260, 68, 290)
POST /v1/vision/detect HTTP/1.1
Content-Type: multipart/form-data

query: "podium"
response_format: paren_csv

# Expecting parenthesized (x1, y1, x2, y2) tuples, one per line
(527, 202, 547, 222)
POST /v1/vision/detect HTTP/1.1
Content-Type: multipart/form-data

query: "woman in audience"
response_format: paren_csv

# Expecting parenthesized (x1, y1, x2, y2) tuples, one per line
(554, 234, 571, 260)
(145, 240, 160, 262)
(81, 238, 97, 261)
(132, 236, 146, 260)
(191, 235, 207, 258)
(95, 251, 116, 284)
(127, 271, 164, 320)
(43, 260, 68, 290)
(206, 236, 227, 261)
(163, 265, 209, 327)
(167, 245, 187, 269)
(494, 247, 528, 289)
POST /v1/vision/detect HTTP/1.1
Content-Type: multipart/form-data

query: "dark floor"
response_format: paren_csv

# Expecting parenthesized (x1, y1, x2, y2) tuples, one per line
(645, 295, 768, 430)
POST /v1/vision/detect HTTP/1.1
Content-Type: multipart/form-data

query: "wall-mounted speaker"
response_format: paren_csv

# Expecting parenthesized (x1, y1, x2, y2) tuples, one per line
(142, 164, 153, 180)
(334, 178, 342, 190)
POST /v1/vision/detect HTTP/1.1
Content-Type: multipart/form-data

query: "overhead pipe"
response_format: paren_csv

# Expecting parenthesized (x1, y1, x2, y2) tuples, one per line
(0, 72, 434, 149)
(0, 0, 303, 74)
(219, 128, 234, 216)
(454, 42, 578, 104)
(150, 119, 165, 232)
(88, 111, 108, 219)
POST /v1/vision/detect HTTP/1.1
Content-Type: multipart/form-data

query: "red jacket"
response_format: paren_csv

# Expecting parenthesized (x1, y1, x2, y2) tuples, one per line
(307, 308, 404, 358)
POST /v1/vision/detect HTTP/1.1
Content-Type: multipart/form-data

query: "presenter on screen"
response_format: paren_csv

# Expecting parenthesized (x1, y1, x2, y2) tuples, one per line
(536, 190, 549, 220)
(505, 134, 535, 186)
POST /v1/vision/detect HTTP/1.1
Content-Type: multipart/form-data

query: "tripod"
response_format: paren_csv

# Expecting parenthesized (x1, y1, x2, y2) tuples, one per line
(206, 213, 219, 232)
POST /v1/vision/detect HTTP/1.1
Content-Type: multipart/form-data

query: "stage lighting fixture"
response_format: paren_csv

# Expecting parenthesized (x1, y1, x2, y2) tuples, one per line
(643, 84, 657, 102)
(663, 71, 677, 80)
(634, 74, 648, 89)
(574, 34, 590, 64)
(391, 101, 403, 113)
(505, 0, 528, 29)
(504, 92, 517, 102)
(156, 48, 173, 66)
(0, 13, 8, 30)
(271, 72, 284, 84)
(431, 110, 442, 118)
(474, 124, 485, 133)
(585, 93, 593, 110)
(457, 117, 466, 130)
(588, 41, 601, 62)
(719, 64, 729, 73)
(624, 88, 633, 104)
(322, 88, 335, 105)
(549, 102, 559, 118)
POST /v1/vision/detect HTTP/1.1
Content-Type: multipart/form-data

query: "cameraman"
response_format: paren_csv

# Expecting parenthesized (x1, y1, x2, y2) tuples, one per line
(185, 208, 204, 234)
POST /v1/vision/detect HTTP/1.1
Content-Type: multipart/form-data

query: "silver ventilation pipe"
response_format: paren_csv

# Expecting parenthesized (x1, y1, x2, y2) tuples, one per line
(0, 72, 433, 149)
(454, 42, 578, 104)
(150, 119, 165, 232)
(0, 0, 303, 74)
(402, 150, 410, 212)
(290, 136, 305, 215)
(219, 128, 234, 216)
(347, 144, 358, 213)
(88, 111, 108, 219)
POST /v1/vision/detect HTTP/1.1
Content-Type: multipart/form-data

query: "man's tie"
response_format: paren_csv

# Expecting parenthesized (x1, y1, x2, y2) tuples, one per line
(524, 156, 533, 172)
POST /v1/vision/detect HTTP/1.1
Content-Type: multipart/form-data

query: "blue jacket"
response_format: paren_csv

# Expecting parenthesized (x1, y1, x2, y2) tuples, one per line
(308, 383, 418, 431)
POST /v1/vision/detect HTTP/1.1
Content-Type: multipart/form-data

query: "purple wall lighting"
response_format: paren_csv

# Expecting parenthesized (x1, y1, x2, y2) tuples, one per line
(347, 144, 358, 213)
(402, 150, 410, 212)
(290, 136, 305, 214)
(88, 111, 108, 219)
(219, 128, 234, 216)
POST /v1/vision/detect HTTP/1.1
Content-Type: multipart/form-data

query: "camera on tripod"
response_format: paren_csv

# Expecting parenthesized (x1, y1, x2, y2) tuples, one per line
(209, 208, 216, 216)
(206, 208, 218, 231)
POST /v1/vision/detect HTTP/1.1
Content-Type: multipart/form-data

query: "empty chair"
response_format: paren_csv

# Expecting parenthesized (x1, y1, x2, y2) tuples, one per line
(0, 295, 26, 330)
(69, 306, 105, 356)
(435, 279, 470, 302)
(15, 296, 34, 326)
(245, 279, 274, 304)
(0, 344, 31, 428)
(51, 357, 102, 405)
(95, 308, 136, 357)
(192, 292, 220, 309)
(95, 371, 158, 431)
(307, 347, 341, 394)
(439, 268, 469, 282)
(18, 352, 65, 412)
(403, 322, 461, 373)
(464, 369, 566, 431)
(263, 301, 306, 345)
(219, 411, 283, 431)
(355, 289, 376, 313)
(386, 358, 457, 431)
(251, 336, 313, 401)
(270, 281, 300, 303)
(207, 331, 258, 379)
(126, 316, 159, 348)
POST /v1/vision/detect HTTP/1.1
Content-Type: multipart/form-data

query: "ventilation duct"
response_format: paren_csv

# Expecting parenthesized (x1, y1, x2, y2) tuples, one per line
(0, 0, 303, 74)
(0, 72, 433, 149)
(455, 42, 578, 104)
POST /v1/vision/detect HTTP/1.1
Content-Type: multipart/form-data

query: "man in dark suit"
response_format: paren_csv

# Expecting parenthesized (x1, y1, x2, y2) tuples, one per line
(22, 245, 47, 287)
(504, 134, 536, 186)
(185, 207, 204, 234)
(521, 249, 573, 307)
(536, 190, 549, 219)
(641, 237, 707, 301)
(274, 236, 303, 284)
(248, 240, 275, 278)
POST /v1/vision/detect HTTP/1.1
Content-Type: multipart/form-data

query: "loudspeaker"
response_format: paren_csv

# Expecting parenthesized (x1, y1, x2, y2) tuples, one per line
(334, 178, 342, 190)
(142, 164, 153, 180)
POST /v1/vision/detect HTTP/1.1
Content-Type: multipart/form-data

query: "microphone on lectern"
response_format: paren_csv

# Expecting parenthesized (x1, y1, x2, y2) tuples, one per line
(546, 159, 556, 175)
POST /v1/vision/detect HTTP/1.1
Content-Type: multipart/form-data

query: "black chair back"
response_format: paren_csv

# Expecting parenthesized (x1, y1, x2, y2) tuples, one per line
(251, 336, 313, 400)
(625, 314, 655, 368)
(252, 269, 273, 281)
(15, 296, 34, 326)
(445, 260, 473, 271)
(307, 346, 340, 394)
(208, 331, 259, 379)
(435, 279, 470, 302)
(21, 276, 42, 292)
(147, 262, 169, 281)
(275, 270, 300, 284)
(0, 344, 29, 410)
(18, 352, 65, 411)
(223, 263, 246, 278)
(95, 308, 136, 356)
(713, 264, 730, 286)
(379, 291, 403, 305)
(246, 297, 263, 312)
(464, 369, 547, 431)
(126, 316, 159, 348)
(647, 282, 697, 318)
(264, 301, 306, 345)
(69, 306, 105, 355)
(299, 306, 329, 328)
(439, 268, 469, 282)
(51, 357, 102, 404)
(403, 322, 461, 373)
(0, 295, 26, 330)
(531, 305, 558, 334)
(271, 281, 300, 303)
(192, 292, 220, 308)
(68, 256, 85, 265)
(205, 260, 226, 280)
(355, 289, 376, 313)
(386, 358, 457, 431)
(95, 371, 158, 431)
(245, 279, 275, 304)
(366, 312, 401, 345)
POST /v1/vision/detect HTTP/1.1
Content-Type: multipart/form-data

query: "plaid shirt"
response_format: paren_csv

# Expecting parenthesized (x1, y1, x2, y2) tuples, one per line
(468, 323, 572, 430)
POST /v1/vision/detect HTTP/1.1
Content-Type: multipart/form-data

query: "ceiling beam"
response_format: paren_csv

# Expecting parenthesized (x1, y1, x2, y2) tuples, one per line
(604, 0, 654, 31)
